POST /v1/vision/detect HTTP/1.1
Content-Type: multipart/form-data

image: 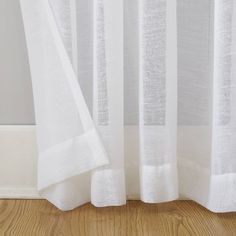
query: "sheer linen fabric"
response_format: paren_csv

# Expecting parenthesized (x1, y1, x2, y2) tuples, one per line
(20, 0, 236, 212)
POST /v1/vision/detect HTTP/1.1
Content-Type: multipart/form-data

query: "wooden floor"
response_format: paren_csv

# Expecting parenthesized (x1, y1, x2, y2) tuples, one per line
(0, 200, 236, 236)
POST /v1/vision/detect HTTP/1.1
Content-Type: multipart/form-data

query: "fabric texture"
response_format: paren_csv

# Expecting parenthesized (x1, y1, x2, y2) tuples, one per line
(20, 0, 236, 212)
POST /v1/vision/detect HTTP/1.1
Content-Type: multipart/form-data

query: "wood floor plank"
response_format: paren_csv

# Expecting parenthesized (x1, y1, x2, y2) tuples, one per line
(0, 200, 236, 236)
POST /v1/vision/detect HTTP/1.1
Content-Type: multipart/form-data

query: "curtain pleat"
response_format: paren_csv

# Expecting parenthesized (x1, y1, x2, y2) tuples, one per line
(138, 0, 178, 203)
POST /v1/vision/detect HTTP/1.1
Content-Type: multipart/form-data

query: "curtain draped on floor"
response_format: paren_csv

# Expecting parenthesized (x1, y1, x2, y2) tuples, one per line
(20, 0, 236, 212)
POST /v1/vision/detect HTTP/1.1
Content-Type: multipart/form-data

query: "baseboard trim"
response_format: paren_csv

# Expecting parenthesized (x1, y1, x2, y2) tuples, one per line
(0, 188, 41, 199)
(0, 125, 40, 199)
(0, 125, 189, 201)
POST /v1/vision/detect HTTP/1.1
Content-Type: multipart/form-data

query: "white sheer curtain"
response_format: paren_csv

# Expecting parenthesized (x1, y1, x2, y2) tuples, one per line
(20, 0, 236, 212)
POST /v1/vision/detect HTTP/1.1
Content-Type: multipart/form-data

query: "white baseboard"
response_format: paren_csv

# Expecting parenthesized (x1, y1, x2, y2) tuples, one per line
(0, 125, 41, 199)
(0, 188, 40, 199)
(0, 125, 188, 201)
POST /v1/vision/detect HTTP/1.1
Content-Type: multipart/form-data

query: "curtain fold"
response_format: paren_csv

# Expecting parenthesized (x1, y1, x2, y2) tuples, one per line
(20, 0, 236, 212)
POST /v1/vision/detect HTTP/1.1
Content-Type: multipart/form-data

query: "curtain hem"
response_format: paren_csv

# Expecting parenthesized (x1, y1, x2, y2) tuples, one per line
(38, 128, 109, 191)
(140, 163, 179, 203)
(91, 169, 126, 207)
(179, 158, 236, 213)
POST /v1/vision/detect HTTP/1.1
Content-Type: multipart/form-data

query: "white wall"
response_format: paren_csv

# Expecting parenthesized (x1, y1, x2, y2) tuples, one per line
(0, 0, 37, 198)
(0, 0, 35, 124)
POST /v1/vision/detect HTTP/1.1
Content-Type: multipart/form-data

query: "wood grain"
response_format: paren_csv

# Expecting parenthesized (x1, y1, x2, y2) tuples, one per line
(0, 200, 236, 236)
